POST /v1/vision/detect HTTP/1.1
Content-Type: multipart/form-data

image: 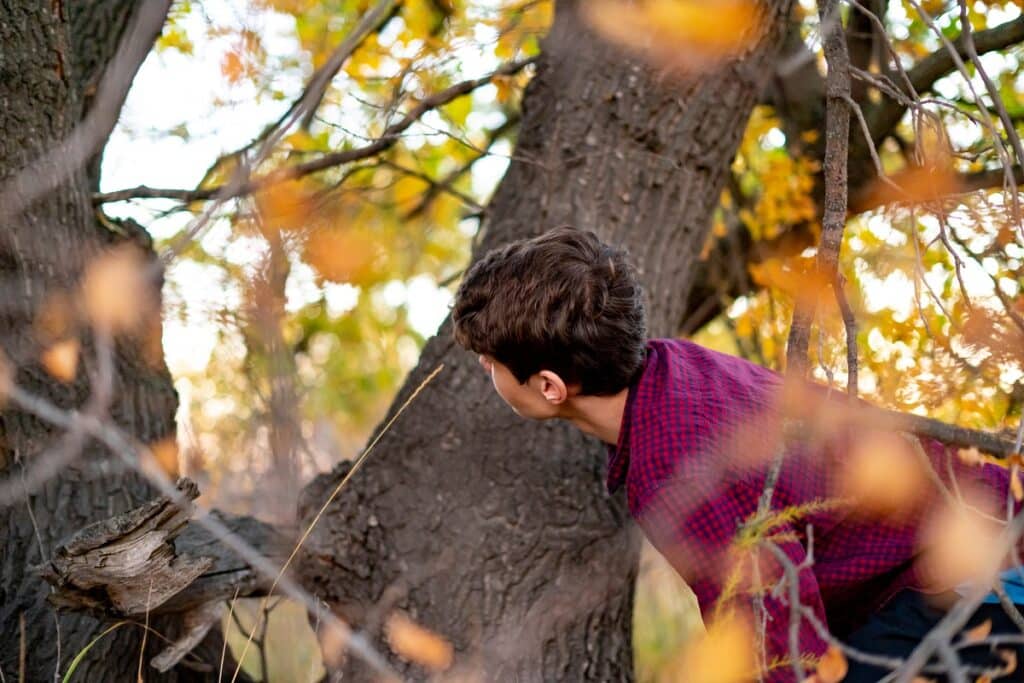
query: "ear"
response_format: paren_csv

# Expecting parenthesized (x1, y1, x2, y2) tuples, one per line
(537, 370, 569, 404)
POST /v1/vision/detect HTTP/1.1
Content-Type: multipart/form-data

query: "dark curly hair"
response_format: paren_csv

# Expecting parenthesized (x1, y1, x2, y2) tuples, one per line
(452, 226, 647, 396)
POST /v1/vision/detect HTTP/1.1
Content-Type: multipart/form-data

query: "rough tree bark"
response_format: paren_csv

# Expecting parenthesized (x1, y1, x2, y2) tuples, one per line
(5, 0, 793, 679)
(0, 2, 239, 680)
(295, 1, 792, 679)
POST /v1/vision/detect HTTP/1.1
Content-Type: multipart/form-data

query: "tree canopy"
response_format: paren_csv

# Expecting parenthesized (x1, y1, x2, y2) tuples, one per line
(2, 0, 1024, 680)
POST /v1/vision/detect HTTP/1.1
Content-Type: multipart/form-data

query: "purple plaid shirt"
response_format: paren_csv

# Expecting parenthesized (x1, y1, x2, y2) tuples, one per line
(607, 339, 1012, 681)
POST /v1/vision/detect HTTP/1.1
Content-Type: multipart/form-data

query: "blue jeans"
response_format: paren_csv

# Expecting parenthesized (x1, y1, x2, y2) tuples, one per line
(843, 590, 1024, 682)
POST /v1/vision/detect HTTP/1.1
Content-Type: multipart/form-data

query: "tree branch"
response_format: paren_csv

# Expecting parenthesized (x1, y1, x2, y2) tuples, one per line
(785, 0, 854, 390)
(39, 478, 293, 617)
(866, 15, 1024, 143)
(92, 57, 537, 206)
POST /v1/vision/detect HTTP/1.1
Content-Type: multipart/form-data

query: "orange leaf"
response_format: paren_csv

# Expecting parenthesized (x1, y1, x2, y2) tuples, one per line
(81, 246, 150, 335)
(582, 0, 762, 76)
(840, 431, 926, 518)
(386, 612, 453, 672)
(221, 50, 244, 83)
(1012, 471, 1023, 503)
(963, 619, 991, 644)
(0, 348, 10, 405)
(318, 620, 348, 668)
(34, 291, 74, 343)
(919, 505, 1000, 591)
(303, 228, 378, 284)
(958, 447, 984, 467)
(41, 339, 79, 383)
(815, 645, 849, 683)
(148, 438, 180, 478)
(1000, 648, 1018, 674)
(863, 162, 961, 208)
(255, 178, 316, 231)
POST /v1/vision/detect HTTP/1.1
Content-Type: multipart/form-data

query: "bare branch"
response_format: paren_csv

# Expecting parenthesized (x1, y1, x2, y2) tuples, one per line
(865, 14, 1024, 143)
(786, 0, 855, 393)
(894, 506, 1024, 682)
(93, 58, 537, 208)
(4, 383, 400, 680)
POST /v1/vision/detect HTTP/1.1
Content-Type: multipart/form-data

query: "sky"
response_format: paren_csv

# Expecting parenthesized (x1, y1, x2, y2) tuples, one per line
(101, 1, 463, 377)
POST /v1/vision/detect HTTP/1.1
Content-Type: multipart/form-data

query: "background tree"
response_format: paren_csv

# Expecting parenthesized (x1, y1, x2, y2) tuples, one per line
(2, 0, 1023, 681)
(0, 2, 237, 680)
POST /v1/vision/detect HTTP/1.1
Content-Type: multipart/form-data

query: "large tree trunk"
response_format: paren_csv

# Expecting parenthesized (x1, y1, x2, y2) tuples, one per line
(297, 1, 793, 679)
(0, 2, 225, 680)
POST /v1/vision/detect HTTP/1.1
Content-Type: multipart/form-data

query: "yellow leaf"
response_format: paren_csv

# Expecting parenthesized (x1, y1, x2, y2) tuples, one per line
(393, 176, 428, 208)
(582, 0, 762, 75)
(404, 0, 439, 35)
(157, 26, 194, 55)
(385, 612, 453, 672)
(41, 339, 79, 383)
(284, 131, 316, 151)
(816, 646, 849, 683)
(677, 613, 754, 683)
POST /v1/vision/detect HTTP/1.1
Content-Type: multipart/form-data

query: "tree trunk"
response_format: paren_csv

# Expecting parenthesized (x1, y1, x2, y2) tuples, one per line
(297, 1, 793, 679)
(0, 2, 218, 680)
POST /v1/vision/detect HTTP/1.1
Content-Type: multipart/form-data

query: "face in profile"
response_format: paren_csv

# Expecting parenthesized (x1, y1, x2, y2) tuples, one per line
(478, 354, 561, 420)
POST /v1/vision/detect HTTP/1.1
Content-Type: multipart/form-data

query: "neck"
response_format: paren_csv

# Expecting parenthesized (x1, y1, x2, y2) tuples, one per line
(559, 387, 630, 446)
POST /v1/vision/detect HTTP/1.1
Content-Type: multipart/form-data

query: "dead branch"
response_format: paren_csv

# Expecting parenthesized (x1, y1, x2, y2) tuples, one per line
(38, 478, 294, 617)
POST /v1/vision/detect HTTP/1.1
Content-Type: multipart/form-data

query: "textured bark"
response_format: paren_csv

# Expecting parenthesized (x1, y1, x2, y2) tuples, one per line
(296, 1, 792, 680)
(39, 478, 294, 618)
(0, 2, 208, 680)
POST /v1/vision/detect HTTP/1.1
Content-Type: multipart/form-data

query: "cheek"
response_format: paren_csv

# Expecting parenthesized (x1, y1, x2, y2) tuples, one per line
(491, 370, 526, 407)
(490, 370, 514, 399)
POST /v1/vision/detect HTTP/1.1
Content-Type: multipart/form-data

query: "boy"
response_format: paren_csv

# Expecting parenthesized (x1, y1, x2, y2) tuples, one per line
(451, 226, 1024, 682)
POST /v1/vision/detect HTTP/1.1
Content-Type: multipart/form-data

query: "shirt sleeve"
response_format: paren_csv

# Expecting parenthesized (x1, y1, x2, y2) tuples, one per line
(638, 478, 830, 682)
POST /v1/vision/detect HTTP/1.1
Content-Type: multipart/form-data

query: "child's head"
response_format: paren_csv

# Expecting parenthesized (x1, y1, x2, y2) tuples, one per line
(452, 226, 647, 417)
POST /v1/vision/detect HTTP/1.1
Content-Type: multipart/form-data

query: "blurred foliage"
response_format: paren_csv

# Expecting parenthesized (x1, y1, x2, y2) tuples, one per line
(150, 0, 548, 512)
(695, 0, 1024, 431)
(223, 598, 326, 681)
(112, 0, 1024, 677)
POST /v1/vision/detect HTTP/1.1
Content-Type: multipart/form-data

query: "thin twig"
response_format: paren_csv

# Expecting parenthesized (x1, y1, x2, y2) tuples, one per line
(94, 58, 536, 209)
(4, 383, 402, 681)
(228, 364, 445, 682)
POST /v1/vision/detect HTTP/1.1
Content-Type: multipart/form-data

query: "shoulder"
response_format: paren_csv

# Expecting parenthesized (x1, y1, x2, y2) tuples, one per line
(625, 339, 781, 504)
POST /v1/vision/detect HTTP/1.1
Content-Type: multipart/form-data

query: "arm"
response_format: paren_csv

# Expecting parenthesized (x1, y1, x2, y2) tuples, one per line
(639, 479, 830, 682)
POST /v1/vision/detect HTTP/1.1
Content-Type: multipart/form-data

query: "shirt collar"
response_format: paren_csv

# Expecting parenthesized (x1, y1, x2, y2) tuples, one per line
(605, 344, 650, 493)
